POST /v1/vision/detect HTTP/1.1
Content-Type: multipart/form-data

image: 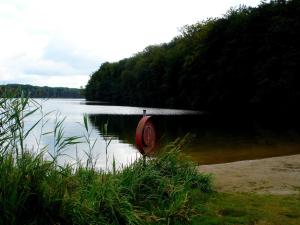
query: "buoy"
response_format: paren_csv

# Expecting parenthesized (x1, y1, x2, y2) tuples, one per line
(135, 111, 156, 156)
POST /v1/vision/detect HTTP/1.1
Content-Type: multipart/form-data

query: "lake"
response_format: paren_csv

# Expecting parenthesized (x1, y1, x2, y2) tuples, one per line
(24, 98, 300, 170)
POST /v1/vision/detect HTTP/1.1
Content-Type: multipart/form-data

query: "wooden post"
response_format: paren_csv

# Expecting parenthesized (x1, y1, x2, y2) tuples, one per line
(143, 109, 146, 166)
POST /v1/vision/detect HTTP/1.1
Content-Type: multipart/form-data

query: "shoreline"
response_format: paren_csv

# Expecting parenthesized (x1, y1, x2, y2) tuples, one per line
(198, 154, 300, 195)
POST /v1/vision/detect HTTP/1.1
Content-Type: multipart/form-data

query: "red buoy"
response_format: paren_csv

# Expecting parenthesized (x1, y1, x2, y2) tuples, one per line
(136, 116, 156, 155)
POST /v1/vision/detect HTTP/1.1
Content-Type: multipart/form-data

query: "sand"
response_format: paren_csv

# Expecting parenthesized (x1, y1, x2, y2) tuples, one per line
(198, 154, 300, 195)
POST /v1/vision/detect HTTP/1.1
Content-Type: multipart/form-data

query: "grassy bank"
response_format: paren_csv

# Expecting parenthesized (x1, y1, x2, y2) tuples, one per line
(191, 192, 300, 225)
(4, 150, 300, 225)
(0, 148, 212, 225)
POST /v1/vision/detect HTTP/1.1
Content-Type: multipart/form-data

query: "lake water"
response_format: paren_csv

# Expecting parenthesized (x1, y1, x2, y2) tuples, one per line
(24, 98, 300, 169)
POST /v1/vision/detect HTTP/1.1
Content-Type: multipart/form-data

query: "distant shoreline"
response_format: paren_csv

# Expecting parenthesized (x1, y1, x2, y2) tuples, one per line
(0, 84, 83, 98)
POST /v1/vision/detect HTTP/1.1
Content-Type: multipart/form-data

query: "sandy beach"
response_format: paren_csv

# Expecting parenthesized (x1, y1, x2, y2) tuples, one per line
(198, 154, 300, 195)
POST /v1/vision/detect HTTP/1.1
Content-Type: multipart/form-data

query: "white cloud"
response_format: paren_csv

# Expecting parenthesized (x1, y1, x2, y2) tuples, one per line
(0, 0, 262, 88)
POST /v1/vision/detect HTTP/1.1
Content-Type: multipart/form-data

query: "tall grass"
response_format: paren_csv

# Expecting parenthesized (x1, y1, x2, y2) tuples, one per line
(0, 94, 212, 225)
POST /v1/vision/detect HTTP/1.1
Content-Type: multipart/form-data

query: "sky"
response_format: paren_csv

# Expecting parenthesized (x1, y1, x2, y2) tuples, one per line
(0, 0, 262, 88)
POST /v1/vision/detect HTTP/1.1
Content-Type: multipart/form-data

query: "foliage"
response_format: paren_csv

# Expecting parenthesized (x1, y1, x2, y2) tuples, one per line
(0, 84, 82, 98)
(0, 91, 41, 156)
(85, 0, 300, 114)
(0, 149, 212, 225)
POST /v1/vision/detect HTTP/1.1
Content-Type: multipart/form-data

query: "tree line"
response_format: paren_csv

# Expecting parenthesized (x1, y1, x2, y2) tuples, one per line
(0, 84, 83, 98)
(85, 0, 300, 114)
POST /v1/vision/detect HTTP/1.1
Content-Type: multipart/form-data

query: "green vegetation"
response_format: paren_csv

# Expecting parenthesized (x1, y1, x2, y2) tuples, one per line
(191, 193, 300, 225)
(0, 84, 82, 98)
(85, 0, 300, 114)
(0, 95, 212, 225)
(0, 149, 213, 225)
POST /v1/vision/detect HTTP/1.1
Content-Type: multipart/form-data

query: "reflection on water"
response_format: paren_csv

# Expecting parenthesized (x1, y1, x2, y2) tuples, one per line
(24, 99, 199, 170)
(89, 113, 300, 164)
(24, 99, 300, 169)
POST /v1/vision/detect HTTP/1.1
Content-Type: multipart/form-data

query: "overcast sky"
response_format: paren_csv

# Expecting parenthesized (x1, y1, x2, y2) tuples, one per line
(0, 0, 262, 88)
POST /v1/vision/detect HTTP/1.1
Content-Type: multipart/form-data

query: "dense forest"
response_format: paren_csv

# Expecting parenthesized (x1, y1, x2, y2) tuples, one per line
(0, 84, 82, 98)
(85, 0, 300, 114)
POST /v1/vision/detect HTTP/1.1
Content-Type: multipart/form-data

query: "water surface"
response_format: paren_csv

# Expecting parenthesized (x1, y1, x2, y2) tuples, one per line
(24, 99, 300, 169)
